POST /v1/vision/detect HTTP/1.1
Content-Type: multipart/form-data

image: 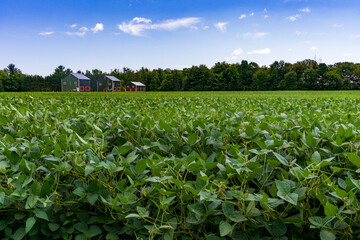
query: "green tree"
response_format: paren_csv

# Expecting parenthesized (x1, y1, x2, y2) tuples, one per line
(159, 73, 174, 91)
(269, 61, 287, 90)
(278, 71, 297, 90)
(238, 60, 259, 90)
(0, 70, 7, 92)
(224, 64, 240, 90)
(185, 65, 211, 91)
(150, 70, 160, 91)
(323, 70, 343, 90)
(3, 64, 25, 91)
(211, 62, 228, 90)
(303, 69, 319, 90)
(252, 67, 271, 90)
(48, 65, 71, 91)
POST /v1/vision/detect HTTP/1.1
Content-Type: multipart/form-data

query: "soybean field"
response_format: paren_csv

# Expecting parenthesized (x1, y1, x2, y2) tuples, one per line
(1, 91, 360, 240)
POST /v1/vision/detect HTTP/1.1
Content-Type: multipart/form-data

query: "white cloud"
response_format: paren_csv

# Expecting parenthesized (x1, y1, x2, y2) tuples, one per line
(250, 12, 255, 16)
(333, 23, 343, 28)
(133, 17, 152, 24)
(79, 27, 88, 32)
(39, 32, 54, 36)
(287, 14, 301, 22)
(243, 32, 268, 39)
(70, 24, 77, 28)
(239, 14, 247, 20)
(350, 34, 360, 39)
(305, 40, 311, 44)
(264, 8, 268, 12)
(232, 48, 243, 56)
(247, 48, 271, 55)
(203, 25, 209, 30)
(310, 46, 318, 50)
(264, 15, 269, 19)
(91, 23, 104, 33)
(229, 48, 244, 60)
(225, 48, 244, 61)
(344, 53, 353, 57)
(294, 30, 307, 36)
(66, 26, 89, 37)
(300, 8, 310, 13)
(214, 22, 228, 32)
(118, 17, 201, 36)
(66, 31, 86, 37)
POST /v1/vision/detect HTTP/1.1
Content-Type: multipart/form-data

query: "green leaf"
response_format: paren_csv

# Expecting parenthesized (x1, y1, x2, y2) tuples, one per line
(0, 192, 5, 204)
(320, 229, 336, 240)
(88, 225, 102, 237)
(15, 212, 26, 220)
(305, 133, 316, 148)
(74, 222, 88, 233)
(281, 192, 298, 206)
(308, 217, 326, 227)
(222, 202, 234, 218)
(25, 217, 36, 233)
(34, 208, 49, 221)
(219, 221, 232, 237)
(188, 133, 198, 145)
(136, 206, 149, 218)
(272, 219, 287, 237)
(229, 211, 246, 223)
(273, 152, 289, 165)
(311, 151, 321, 163)
(0, 161, 10, 170)
(75, 234, 87, 240)
(117, 144, 132, 155)
(106, 233, 120, 240)
(346, 153, 360, 167)
(85, 165, 94, 176)
(48, 223, 60, 232)
(163, 196, 176, 206)
(13, 227, 26, 240)
(25, 194, 39, 209)
(188, 203, 206, 216)
(324, 202, 338, 216)
(275, 180, 290, 196)
(275, 180, 298, 205)
(134, 159, 147, 175)
(87, 193, 98, 205)
(73, 187, 86, 198)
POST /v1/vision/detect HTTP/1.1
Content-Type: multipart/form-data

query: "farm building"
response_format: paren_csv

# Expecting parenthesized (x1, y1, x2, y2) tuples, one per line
(62, 73, 91, 92)
(126, 81, 146, 92)
(98, 75, 121, 92)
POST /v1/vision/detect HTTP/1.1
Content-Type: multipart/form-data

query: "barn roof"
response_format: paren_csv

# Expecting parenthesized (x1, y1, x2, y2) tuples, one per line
(131, 81, 145, 86)
(70, 73, 90, 80)
(105, 75, 121, 82)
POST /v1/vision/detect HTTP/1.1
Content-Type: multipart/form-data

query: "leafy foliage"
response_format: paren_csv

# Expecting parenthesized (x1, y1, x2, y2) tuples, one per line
(0, 92, 360, 239)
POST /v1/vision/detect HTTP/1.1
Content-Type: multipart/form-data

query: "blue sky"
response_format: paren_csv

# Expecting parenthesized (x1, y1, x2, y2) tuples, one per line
(1, 0, 360, 75)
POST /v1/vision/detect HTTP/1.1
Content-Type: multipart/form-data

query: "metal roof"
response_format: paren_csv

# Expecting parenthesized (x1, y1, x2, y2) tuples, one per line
(131, 81, 145, 86)
(70, 73, 90, 80)
(105, 75, 121, 82)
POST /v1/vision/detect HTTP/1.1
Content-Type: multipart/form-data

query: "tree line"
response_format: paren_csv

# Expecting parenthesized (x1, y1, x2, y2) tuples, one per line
(1, 60, 360, 92)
